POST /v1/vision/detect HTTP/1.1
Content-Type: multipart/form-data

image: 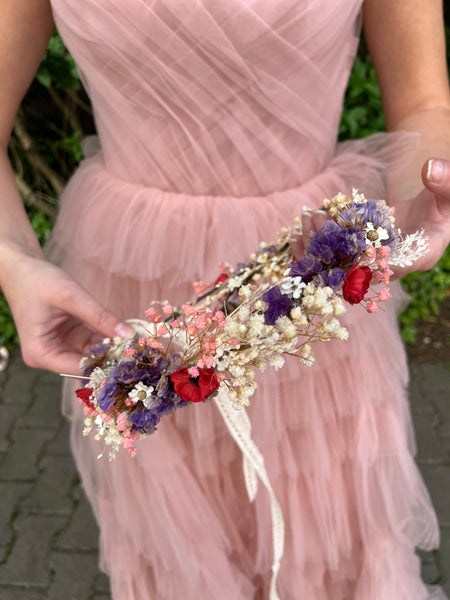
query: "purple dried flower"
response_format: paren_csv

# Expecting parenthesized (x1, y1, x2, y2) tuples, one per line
(337, 200, 395, 246)
(262, 286, 292, 325)
(320, 268, 346, 290)
(290, 255, 323, 281)
(307, 221, 366, 266)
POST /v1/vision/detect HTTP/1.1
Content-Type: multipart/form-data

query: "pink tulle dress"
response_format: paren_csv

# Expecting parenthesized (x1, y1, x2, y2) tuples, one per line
(47, 1, 447, 598)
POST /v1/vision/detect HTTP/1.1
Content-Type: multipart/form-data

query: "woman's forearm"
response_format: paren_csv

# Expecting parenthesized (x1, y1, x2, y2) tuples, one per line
(0, 150, 45, 286)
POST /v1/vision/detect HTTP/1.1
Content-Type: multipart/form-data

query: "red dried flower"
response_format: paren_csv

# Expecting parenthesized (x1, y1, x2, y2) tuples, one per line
(343, 265, 372, 305)
(170, 368, 220, 403)
(76, 387, 95, 410)
(214, 273, 229, 286)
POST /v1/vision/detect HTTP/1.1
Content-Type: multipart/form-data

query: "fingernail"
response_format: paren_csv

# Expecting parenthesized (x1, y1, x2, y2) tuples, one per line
(114, 323, 134, 338)
(312, 209, 326, 215)
(427, 159, 447, 184)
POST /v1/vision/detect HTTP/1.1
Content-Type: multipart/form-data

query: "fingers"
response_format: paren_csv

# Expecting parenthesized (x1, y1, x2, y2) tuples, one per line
(301, 209, 327, 250)
(52, 280, 134, 340)
(423, 158, 450, 219)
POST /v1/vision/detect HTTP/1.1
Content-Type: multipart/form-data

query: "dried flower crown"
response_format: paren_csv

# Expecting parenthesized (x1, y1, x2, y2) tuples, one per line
(75, 190, 428, 459)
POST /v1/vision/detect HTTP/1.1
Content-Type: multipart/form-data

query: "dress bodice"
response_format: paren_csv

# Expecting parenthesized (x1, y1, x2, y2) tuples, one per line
(50, 0, 363, 196)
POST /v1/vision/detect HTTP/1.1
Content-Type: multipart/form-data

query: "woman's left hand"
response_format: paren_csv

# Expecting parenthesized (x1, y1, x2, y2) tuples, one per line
(392, 157, 450, 277)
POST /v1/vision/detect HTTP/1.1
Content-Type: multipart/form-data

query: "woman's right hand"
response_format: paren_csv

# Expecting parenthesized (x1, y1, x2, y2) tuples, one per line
(0, 243, 134, 375)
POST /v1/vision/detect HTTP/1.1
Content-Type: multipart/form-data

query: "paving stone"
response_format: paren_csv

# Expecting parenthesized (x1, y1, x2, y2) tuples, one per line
(419, 465, 450, 527)
(21, 386, 62, 430)
(0, 371, 40, 406)
(22, 455, 76, 515)
(37, 371, 61, 387)
(47, 552, 99, 600)
(412, 412, 448, 464)
(438, 527, 450, 589)
(417, 549, 440, 585)
(58, 496, 99, 551)
(0, 482, 33, 542)
(46, 420, 71, 455)
(0, 428, 55, 481)
(0, 514, 64, 587)
(0, 404, 26, 452)
(94, 572, 111, 594)
(0, 588, 43, 600)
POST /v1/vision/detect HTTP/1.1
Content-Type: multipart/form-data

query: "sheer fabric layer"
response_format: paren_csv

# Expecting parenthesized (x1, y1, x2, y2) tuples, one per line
(49, 137, 444, 600)
(46, 0, 447, 598)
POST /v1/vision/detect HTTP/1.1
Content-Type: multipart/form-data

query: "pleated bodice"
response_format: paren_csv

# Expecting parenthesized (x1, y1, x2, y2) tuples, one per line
(51, 0, 362, 196)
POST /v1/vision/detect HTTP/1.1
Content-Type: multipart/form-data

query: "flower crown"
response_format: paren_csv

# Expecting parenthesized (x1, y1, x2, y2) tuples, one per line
(75, 190, 427, 459)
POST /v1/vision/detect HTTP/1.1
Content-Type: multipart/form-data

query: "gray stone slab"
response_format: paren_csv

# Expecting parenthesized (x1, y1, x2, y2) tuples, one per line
(0, 428, 55, 481)
(0, 588, 43, 600)
(58, 496, 99, 551)
(21, 387, 62, 430)
(0, 482, 33, 542)
(94, 572, 111, 594)
(37, 371, 60, 387)
(0, 371, 40, 406)
(438, 527, 450, 590)
(46, 420, 71, 455)
(419, 465, 450, 527)
(0, 514, 64, 587)
(417, 549, 440, 585)
(47, 553, 99, 600)
(412, 412, 448, 464)
(0, 405, 26, 453)
(93, 595, 112, 600)
(22, 455, 76, 515)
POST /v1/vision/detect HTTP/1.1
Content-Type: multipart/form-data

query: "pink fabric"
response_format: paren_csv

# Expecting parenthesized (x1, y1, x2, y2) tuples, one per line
(47, 1, 446, 598)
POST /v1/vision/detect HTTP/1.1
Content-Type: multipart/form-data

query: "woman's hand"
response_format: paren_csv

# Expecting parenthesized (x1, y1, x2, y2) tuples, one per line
(390, 157, 450, 277)
(1, 244, 133, 375)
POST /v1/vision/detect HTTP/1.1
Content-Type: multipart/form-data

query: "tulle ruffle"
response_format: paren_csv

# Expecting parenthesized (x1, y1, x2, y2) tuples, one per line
(47, 131, 445, 599)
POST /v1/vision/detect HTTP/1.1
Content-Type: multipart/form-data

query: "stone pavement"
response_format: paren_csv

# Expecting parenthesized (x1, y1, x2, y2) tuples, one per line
(0, 351, 449, 600)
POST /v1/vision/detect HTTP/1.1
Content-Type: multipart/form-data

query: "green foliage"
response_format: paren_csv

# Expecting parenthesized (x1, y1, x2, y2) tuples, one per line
(339, 55, 385, 140)
(36, 30, 81, 90)
(0, 296, 18, 349)
(398, 246, 450, 344)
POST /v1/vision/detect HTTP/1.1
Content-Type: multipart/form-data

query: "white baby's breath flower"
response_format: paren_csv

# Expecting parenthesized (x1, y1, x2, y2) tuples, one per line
(268, 354, 285, 370)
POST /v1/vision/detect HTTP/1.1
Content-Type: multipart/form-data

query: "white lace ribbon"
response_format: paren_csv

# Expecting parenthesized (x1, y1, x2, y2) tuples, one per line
(215, 386, 285, 600)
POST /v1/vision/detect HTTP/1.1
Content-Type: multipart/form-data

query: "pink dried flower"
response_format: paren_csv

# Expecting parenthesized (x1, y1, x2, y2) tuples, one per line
(187, 324, 198, 336)
(367, 301, 378, 313)
(148, 340, 164, 349)
(158, 324, 168, 336)
(124, 348, 135, 357)
(213, 311, 225, 323)
(171, 319, 180, 329)
(182, 304, 196, 316)
(378, 246, 390, 258)
(188, 366, 200, 377)
(162, 304, 174, 315)
(366, 246, 376, 259)
(117, 413, 128, 431)
(378, 287, 392, 302)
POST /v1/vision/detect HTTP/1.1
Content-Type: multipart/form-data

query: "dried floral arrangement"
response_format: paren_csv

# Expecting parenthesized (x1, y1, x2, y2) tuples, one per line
(74, 190, 428, 459)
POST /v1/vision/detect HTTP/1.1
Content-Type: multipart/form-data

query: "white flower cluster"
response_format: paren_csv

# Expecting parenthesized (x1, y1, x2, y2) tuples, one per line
(388, 229, 429, 267)
(211, 280, 348, 408)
